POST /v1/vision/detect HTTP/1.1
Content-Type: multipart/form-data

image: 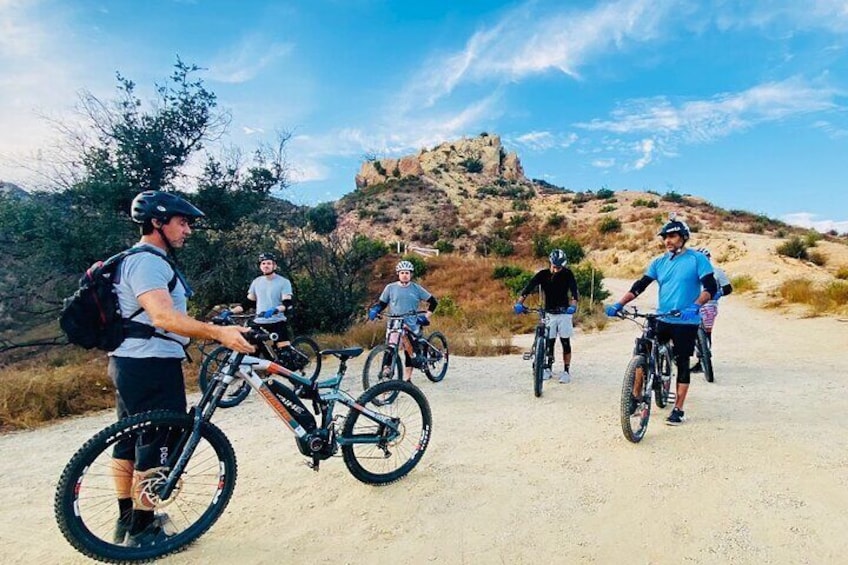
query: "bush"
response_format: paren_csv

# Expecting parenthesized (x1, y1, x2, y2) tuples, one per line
(435, 240, 455, 254)
(730, 274, 758, 293)
(571, 263, 610, 302)
(493, 265, 525, 280)
(598, 217, 622, 234)
(633, 198, 658, 208)
(836, 266, 848, 280)
(776, 237, 809, 260)
(550, 236, 585, 264)
(596, 188, 615, 199)
(503, 272, 533, 296)
(490, 238, 514, 257)
(808, 250, 827, 266)
(546, 214, 565, 227)
(398, 255, 428, 277)
(434, 295, 461, 317)
(460, 158, 483, 173)
(599, 204, 616, 213)
(662, 191, 684, 203)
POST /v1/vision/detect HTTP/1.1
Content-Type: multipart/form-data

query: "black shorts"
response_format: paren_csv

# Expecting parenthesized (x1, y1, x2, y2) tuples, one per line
(109, 356, 186, 461)
(656, 321, 698, 358)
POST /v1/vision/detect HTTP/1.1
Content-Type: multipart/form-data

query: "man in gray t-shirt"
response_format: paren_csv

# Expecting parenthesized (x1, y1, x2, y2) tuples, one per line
(368, 259, 438, 381)
(235, 252, 293, 350)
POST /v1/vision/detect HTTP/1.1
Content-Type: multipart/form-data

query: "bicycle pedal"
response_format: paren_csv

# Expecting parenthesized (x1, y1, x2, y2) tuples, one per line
(522, 352, 532, 360)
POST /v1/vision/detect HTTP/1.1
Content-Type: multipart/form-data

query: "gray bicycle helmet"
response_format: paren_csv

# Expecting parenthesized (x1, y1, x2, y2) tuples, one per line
(396, 260, 415, 273)
(131, 190, 204, 224)
(657, 218, 690, 241)
(549, 249, 567, 267)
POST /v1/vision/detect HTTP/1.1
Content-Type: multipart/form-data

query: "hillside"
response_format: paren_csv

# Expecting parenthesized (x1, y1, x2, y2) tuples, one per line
(334, 133, 848, 310)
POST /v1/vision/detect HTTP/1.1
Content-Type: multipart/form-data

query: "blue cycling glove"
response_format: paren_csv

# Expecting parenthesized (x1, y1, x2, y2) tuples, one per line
(680, 303, 701, 323)
(605, 302, 623, 317)
(260, 307, 277, 318)
(367, 306, 381, 321)
(565, 305, 577, 315)
(417, 314, 430, 326)
(513, 303, 528, 314)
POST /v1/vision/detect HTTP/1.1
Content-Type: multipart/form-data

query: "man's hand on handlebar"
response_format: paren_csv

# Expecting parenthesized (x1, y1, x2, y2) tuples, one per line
(216, 325, 255, 353)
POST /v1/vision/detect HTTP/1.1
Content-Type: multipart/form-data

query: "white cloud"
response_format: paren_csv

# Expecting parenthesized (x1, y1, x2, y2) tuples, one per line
(207, 35, 293, 84)
(592, 158, 616, 168)
(511, 131, 579, 151)
(630, 138, 654, 170)
(782, 212, 848, 234)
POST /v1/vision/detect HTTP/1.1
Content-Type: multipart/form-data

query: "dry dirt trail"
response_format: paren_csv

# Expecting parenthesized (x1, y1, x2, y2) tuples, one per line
(2, 280, 847, 564)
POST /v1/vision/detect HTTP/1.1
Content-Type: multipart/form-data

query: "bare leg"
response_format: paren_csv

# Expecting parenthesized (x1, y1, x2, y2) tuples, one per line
(675, 382, 690, 409)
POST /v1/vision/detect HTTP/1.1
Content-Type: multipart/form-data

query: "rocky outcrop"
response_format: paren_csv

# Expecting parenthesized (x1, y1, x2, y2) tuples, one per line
(355, 133, 525, 188)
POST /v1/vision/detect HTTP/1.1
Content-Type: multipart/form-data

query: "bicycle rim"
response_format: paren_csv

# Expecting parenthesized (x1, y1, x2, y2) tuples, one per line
(341, 380, 432, 485)
(422, 332, 449, 382)
(54, 410, 237, 563)
(621, 356, 652, 443)
(362, 345, 402, 405)
(290, 336, 322, 381)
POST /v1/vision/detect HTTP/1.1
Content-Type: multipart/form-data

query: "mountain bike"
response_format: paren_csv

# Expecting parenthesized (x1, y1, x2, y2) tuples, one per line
(197, 310, 321, 408)
(694, 322, 714, 383)
(54, 327, 432, 563)
(613, 308, 676, 443)
(518, 307, 553, 398)
(362, 311, 449, 401)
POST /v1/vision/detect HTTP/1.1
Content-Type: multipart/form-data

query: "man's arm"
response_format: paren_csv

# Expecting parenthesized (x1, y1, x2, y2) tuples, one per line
(138, 289, 254, 352)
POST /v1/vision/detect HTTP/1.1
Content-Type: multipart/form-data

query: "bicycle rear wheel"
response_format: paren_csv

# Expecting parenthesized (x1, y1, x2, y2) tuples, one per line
(654, 346, 673, 408)
(362, 345, 403, 405)
(696, 326, 714, 383)
(422, 331, 449, 382)
(621, 355, 652, 443)
(54, 410, 237, 563)
(289, 335, 322, 381)
(341, 380, 432, 485)
(532, 337, 545, 398)
(198, 346, 251, 408)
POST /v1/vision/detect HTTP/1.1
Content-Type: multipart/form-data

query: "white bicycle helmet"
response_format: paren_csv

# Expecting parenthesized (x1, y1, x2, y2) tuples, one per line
(396, 260, 415, 273)
(549, 249, 567, 267)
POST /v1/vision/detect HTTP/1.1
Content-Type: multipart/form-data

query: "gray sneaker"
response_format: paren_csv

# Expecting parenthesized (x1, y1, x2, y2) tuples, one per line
(558, 371, 571, 384)
(542, 368, 552, 380)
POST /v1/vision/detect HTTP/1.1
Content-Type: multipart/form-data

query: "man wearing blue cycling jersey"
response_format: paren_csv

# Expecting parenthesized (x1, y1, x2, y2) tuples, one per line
(605, 217, 717, 425)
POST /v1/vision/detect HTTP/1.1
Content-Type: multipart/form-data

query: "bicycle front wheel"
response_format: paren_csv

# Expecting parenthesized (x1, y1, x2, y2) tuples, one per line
(341, 380, 432, 485)
(621, 355, 652, 443)
(697, 326, 715, 383)
(422, 331, 449, 382)
(532, 337, 545, 398)
(54, 410, 237, 563)
(290, 335, 322, 381)
(362, 345, 403, 404)
(198, 345, 251, 409)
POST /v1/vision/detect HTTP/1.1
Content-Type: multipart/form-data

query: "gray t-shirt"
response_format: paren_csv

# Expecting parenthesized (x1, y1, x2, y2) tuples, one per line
(249, 274, 293, 323)
(111, 244, 189, 359)
(379, 281, 432, 330)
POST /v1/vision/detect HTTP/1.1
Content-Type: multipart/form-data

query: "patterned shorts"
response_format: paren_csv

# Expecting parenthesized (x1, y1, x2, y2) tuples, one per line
(699, 302, 719, 331)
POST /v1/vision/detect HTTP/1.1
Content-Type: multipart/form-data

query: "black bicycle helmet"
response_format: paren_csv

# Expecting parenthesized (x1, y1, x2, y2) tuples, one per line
(657, 217, 690, 241)
(131, 190, 205, 224)
(549, 249, 567, 267)
(258, 252, 276, 263)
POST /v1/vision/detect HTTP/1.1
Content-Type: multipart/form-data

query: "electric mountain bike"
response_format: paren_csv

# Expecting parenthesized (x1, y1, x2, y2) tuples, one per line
(614, 308, 676, 443)
(362, 311, 449, 402)
(55, 327, 432, 563)
(519, 307, 554, 398)
(197, 310, 321, 408)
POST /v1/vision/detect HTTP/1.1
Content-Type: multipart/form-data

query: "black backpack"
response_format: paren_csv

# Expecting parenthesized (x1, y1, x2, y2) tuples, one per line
(59, 247, 178, 351)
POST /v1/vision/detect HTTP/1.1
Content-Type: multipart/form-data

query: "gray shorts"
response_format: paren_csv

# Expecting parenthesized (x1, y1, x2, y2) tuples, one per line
(545, 313, 574, 339)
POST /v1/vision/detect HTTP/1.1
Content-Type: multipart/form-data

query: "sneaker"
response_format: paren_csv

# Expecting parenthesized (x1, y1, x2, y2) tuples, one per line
(125, 513, 174, 547)
(558, 371, 571, 384)
(691, 361, 703, 373)
(666, 407, 685, 426)
(113, 516, 131, 545)
(542, 368, 552, 381)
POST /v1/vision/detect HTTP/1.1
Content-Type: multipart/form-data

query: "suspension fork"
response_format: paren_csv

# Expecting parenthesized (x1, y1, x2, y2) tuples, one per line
(157, 408, 206, 501)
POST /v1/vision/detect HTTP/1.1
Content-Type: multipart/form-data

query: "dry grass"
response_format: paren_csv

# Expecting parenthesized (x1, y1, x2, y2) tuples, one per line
(777, 277, 848, 315)
(731, 274, 759, 294)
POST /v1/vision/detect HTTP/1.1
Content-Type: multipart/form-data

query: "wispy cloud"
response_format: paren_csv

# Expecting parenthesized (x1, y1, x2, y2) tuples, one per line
(207, 35, 293, 84)
(511, 131, 578, 151)
(783, 212, 848, 234)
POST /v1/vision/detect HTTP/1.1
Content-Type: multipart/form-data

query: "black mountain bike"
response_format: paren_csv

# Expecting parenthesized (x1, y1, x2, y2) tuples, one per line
(362, 311, 449, 399)
(198, 311, 320, 408)
(519, 307, 553, 398)
(55, 328, 432, 563)
(694, 322, 714, 383)
(614, 308, 676, 443)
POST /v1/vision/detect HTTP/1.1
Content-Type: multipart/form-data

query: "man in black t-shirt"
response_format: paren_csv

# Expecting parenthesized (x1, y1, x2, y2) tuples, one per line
(514, 249, 580, 383)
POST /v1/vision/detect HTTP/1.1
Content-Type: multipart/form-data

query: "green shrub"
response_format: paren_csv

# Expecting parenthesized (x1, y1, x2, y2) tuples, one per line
(460, 157, 484, 173)
(490, 238, 515, 257)
(373, 161, 386, 176)
(730, 274, 758, 293)
(550, 236, 585, 264)
(571, 263, 610, 302)
(493, 265, 525, 279)
(400, 255, 428, 277)
(596, 188, 615, 199)
(599, 204, 616, 213)
(504, 272, 533, 296)
(808, 250, 826, 266)
(662, 191, 684, 203)
(776, 237, 809, 260)
(836, 266, 848, 280)
(598, 217, 622, 234)
(435, 240, 455, 254)
(546, 213, 565, 227)
(434, 295, 461, 317)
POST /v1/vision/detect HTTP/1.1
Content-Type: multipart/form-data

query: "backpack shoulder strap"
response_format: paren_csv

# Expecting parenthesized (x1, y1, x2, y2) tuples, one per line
(116, 247, 180, 320)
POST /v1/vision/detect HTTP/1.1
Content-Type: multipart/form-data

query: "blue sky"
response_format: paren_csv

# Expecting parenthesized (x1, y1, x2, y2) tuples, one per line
(2, 0, 848, 232)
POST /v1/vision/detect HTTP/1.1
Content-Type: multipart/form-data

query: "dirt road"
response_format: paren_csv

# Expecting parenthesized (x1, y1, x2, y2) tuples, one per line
(2, 281, 847, 564)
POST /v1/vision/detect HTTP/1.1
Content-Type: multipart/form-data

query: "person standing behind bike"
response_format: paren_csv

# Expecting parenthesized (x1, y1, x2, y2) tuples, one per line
(233, 252, 296, 359)
(368, 260, 438, 382)
(691, 247, 733, 372)
(514, 249, 579, 383)
(110, 191, 253, 546)
(605, 217, 717, 425)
